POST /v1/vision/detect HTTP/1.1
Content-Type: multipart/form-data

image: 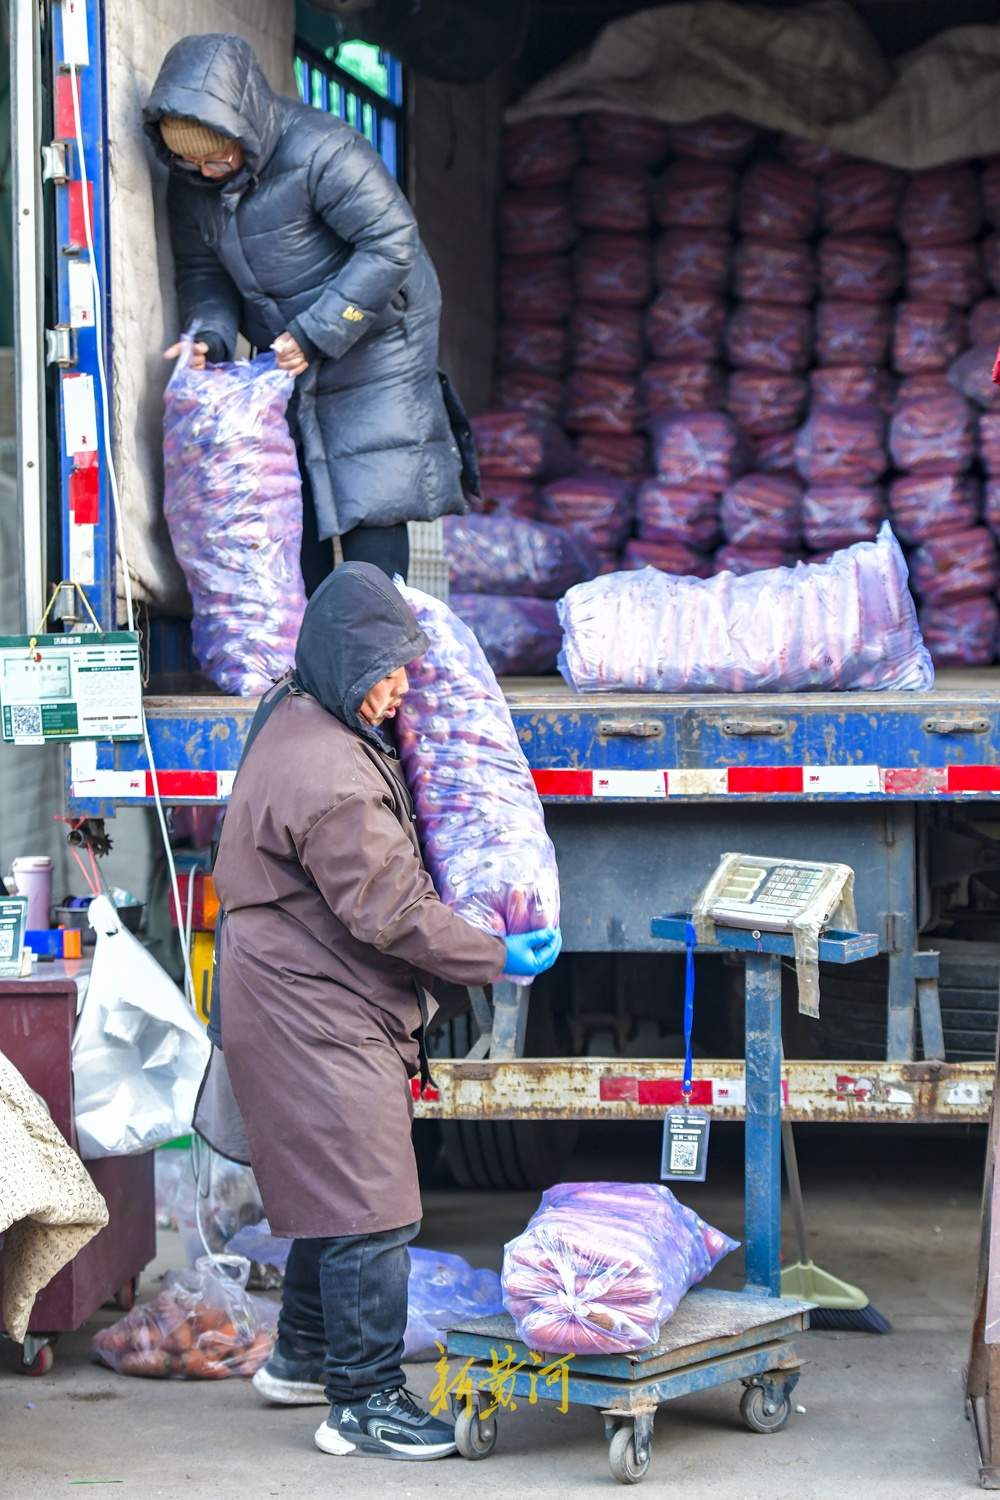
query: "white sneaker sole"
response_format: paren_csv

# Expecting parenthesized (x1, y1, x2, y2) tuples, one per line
(314, 1421, 457, 1461)
(252, 1366, 327, 1406)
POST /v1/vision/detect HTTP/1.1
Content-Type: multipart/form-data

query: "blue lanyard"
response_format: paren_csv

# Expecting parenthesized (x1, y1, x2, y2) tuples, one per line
(683, 921, 697, 1099)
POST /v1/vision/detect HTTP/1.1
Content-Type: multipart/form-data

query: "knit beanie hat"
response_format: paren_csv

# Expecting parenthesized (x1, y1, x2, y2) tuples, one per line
(159, 116, 234, 159)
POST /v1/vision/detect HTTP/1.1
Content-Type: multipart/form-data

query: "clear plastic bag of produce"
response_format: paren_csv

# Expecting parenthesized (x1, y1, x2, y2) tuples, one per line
(499, 189, 575, 257)
(816, 300, 892, 366)
(906, 243, 984, 308)
(564, 370, 641, 434)
(982, 412, 1000, 475)
(570, 304, 644, 373)
(738, 161, 818, 240)
(475, 478, 540, 519)
(646, 291, 726, 362)
(503, 118, 580, 188)
(395, 585, 560, 973)
(155, 1149, 195, 1231)
(650, 410, 747, 489)
(969, 297, 1000, 347)
(725, 302, 812, 373)
(733, 238, 815, 304)
(821, 162, 903, 234)
(493, 371, 563, 422)
(641, 360, 726, 415)
(623, 538, 712, 577)
(894, 372, 953, 408)
(450, 594, 562, 676)
(540, 473, 636, 552)
(93, 1255, 276, 1379)
(573, 233, 653, 307)
(749, 428, 799, 475)
(721, 474, 802, 548)
(498, 255, 573, 323)
(653, 161, 737, 230)
(899, 167, 981, 247)
(728, 372, 808, 436)
(471, 412, 575, 480)
(919, 597, 999, 667)
(636, 479, 720, 549)
(889, 392, 976, 474)
(162, 342, 306, 697)
(888, 474, 981, 545)
(819, 235, 902, 303)
(778, 136, 850, 175)
(443, 513, 596, 598)
(802, 483, 885, 550)
(654, 229, 732, 293)
(714, 544, 797, 576)
(501, 1182, 737, 1356)
(558, 523, 934, 693)
(495, 321, 568, 376)
(404, 1249, 506, 1362)
(574, 432, 648, 478)
(670, 115, 757, 163)
(948, 346, 1000, 409)
(574, 166, 650, 233)
(810, 365, 893, 411)
(795, 404, 887, 485)
(911, 526, 999, 606)
(175, 1142, 266, 1265)
(580, 111, 670, 169)
(893, 300, 965, 374)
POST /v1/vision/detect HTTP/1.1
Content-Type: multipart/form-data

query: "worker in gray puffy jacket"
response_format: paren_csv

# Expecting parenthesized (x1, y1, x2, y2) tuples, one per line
(144, 33, 469, 591)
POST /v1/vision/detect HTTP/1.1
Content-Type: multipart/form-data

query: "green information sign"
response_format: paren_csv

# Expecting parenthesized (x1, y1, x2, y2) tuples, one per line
(0, 632, 143, 744)
(0, 896, 27, 977)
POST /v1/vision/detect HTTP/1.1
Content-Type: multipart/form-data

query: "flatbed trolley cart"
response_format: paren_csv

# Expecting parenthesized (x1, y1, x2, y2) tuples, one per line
(445, 915, 879, 1484)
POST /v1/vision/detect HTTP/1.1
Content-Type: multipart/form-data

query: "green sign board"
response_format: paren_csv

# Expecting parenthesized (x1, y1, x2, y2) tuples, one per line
(0, 632, 143, 744)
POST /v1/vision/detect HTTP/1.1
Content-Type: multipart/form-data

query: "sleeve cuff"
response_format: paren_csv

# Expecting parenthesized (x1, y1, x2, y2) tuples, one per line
(287, 318, 322, 364)
(195, 328, 230, 364)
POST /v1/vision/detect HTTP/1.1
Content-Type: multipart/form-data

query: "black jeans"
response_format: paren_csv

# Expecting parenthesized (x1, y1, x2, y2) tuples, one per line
(277, 1220, 419, 1403)
(299, 467, 410, 596)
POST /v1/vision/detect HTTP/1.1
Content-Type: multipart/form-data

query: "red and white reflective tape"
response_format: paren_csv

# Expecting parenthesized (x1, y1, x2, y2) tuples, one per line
(599, 1076, 787, 1108)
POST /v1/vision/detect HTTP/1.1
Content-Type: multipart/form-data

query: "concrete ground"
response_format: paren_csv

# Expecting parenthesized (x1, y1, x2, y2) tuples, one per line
(0, 1123, 987, 1498)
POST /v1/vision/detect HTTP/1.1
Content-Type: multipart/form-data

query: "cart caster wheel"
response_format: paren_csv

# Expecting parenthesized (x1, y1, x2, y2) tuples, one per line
(740, 1383, 791, 1434)
(113, 1276, 139, 1312)
(609, 1425, 651, 1485)
(20, 1342, 54, 1376)
(454, 1403, 498, 1460)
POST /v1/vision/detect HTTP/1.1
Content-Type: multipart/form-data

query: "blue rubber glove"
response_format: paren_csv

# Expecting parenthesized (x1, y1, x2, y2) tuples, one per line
(504, 927, 563, 978)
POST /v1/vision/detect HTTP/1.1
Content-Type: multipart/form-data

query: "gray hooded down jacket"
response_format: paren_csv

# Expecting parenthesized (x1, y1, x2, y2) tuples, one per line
(143, 34, 467, 539)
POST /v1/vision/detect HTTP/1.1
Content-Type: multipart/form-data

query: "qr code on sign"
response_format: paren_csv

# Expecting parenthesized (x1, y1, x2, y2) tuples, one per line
(670, 1138, 699, 1174)
(10, 704, 42, 738)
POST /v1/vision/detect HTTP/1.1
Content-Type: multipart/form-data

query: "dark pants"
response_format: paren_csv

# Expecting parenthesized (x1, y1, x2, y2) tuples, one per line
(300, 468, 410, 596)
(277, 1220, 419, 1403)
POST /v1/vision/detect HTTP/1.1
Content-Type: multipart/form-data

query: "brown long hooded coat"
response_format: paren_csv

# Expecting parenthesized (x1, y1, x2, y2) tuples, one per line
(213, 567, 504, 1238)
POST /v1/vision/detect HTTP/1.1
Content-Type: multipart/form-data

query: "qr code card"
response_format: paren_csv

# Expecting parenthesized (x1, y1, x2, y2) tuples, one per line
(660, 1109, 710, 1182)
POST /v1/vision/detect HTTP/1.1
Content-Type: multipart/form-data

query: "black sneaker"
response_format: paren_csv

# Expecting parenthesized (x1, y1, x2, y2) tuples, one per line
(253, 1349, 327, 1406)
(314, 1387, 457, 1461)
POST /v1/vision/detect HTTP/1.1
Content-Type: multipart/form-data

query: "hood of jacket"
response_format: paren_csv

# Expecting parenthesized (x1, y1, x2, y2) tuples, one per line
(143, 33, 283, 178)
(293, 564, 428, 750)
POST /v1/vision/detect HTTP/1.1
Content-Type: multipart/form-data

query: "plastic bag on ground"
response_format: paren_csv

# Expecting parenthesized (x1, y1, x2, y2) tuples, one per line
(733, 238, 815, 304)
(574, 233, 654, 307)
(501, 1182, 737, 1356)
(93, 1255, 276, 1378)
(802, 483, 885, 550)
(155, 1150, 195, 1231)
(795, 404, 887, 485)
(540, 473, 635, 552)
(574, 432, 648, 478)
(653, 161, 737, 229)
(498, 256, 573, 323)
(646, 291, 726, 361)
(499, 189, 575, 257)
(721, 474, 802, 548)
(818, 235, 902, 303)
(558, 524, 933, 693)
(738, 162, 818, 240)
(174, 1144, 266, 1266)
(654, 230, 732, 293)
(725, 302, 812, 373)
(906, 243, 984, 307)
(670, 116, 756, 163)
(910, 527, 999, 606)
(495, 321, 568, 376)
(650, 411, 746, 490)
(504, 118, 580, 188)
(821, 162, 904, 234)
(72, 896, 210, 1159)
(919, 597, 998, 667)
(404, 1249, 506, 1362)
(163, 346, 305, 696)
(580, 111, 669, 168)
(574, 167, 650, 233)
(443, 513, 597, 598)
(948, 346, 1000, 409)
(636, 479, 720, 549)
(570, 304, 645, 372)
(623, 538, 712, 577)
(450, 595, 562, 677)
(493, 371, 563, 422)
(564, 370, 641, 434)
(396, 585, 560, 970)
(815, 300, 891, 366)
(893, 300, 965, 374)
(471, 412, 575, 480)
(899, 168, 981, 246)
(888, 474, 981, 545)
(641, 360, 725, 415)
(888, 392, 976, 474)
(728, 372, 808, 436)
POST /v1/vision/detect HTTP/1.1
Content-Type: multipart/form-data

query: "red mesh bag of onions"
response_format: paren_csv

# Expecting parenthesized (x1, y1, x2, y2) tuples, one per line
(819, 235, 903, 303)
(888, 474, 981, 544)
(721, 473, 802, 549)
(733, 238, 815, 304)
(970, 298, 1000, 347)
(495, 322, 569, 377)
(899, 168, 981, 247)
(669, 115, 757, 163)
(498, 256, 573, 323)
(570, 304, 645, 373)
(449, 594, 563, 677)
(919, 597, 999, 667)
(642, 361, 726, 415)
(580, 111, 670, 169)
(622, 538, 712, 576)
(443, 513, 597, 598)
(499, 190, 575, 257)
(802, 483, 885, 550)
(910, 527, 999, 606)
(654, 229, 732, 293)
(815, 300, 892, 366)
(738, 162, 818, 240)
(894, 372, 953, 408)
(906, 243, 984, 307)
(539, 473, 636, 552)
(503, 118, 580, 188)
(653, 162, 737, 230)
(778, 136, 850, 174)
(714, 545, 798, 576)
(395, 585, 559, 977)
(725, 302, 813, 373)
(982, 413, 1000, 475)
(987, 477, 1000, 530)
(564, 371, 641, 434)
(574, 167, 650, 233)
(471, 412, 576, 480)
(728, 371, 808, 436)
(984, 159, 1000, 228)
(809, 365, 893, 412)
(820, 163, 904, 234)
(475, 478, 540, 519)
(893, 301, 965, 374)
(749, 429, 799, 474)
(795, 404, 888, 485)
(650, 410, 747, 490)
(574, 233, 654, 307)
(636, 479, 720, 549)
(493, 371, 564, 422)
(889, 391, 977, 474)
(982, 234, 1000, 295)
(646, 292, 726, 361)
(575, 433, 648, 478)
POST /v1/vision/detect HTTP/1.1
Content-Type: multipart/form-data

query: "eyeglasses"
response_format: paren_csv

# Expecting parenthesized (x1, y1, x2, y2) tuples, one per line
(173, 147, 240, 178)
